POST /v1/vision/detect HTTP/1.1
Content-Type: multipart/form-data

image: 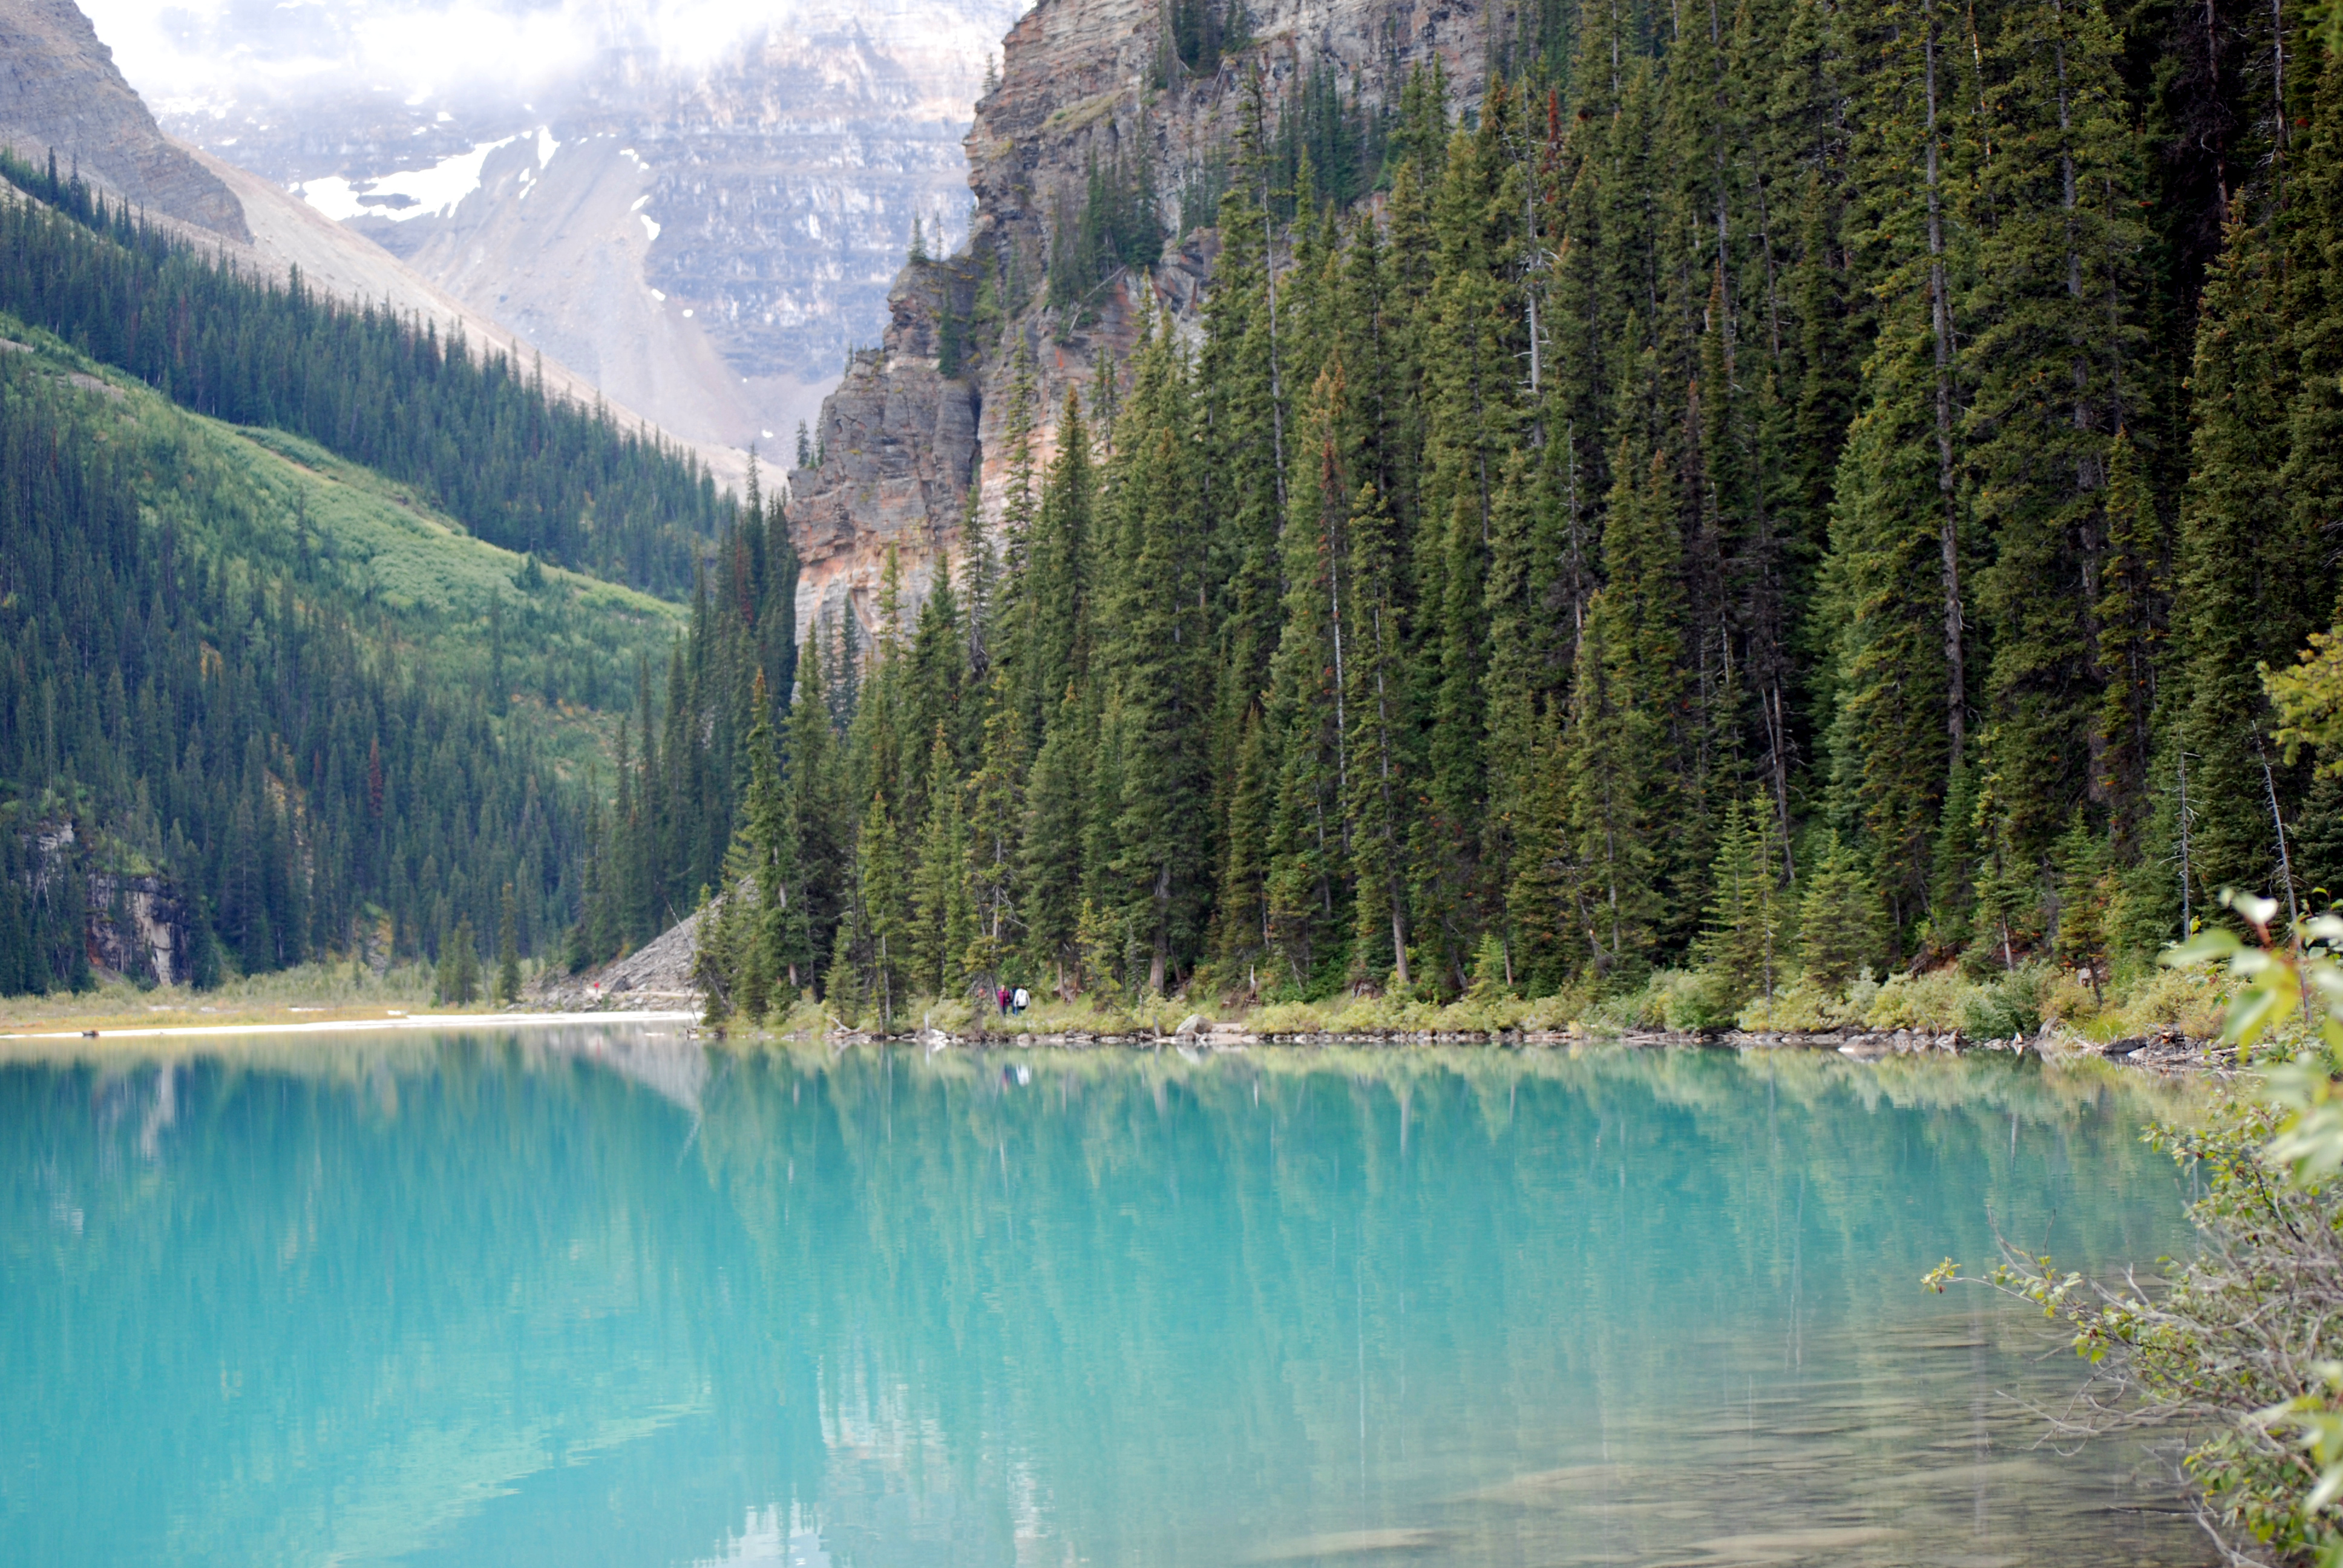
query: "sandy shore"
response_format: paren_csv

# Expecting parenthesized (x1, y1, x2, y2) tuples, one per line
(0, 1008, 700, 1044)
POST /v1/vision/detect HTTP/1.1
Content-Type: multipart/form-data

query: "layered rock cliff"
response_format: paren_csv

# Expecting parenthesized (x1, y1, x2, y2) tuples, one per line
(0, 0, 247, 238)
(784, 0, 1490, 639)
(24, 822, 191, 987)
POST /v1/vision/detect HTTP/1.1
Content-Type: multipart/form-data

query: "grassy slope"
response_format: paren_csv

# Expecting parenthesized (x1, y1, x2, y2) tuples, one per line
(0, 315, 693, 1027)
(2, 311, 688, 785)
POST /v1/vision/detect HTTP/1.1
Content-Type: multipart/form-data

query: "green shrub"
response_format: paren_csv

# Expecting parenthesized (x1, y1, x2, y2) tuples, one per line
(1959, 965, 2046, 1040)
(1735, 976, 1863, 1031)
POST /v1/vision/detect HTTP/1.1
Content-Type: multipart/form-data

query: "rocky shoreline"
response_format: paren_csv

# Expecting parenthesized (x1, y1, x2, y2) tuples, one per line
(532, 911, 2228, 1070)
(691, 1015, 2232, 1072)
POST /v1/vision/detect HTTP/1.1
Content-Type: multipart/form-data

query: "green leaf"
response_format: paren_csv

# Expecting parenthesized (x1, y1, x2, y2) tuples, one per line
(2229, 980, 2297, 1048)
(2164, 929, 2244, 967)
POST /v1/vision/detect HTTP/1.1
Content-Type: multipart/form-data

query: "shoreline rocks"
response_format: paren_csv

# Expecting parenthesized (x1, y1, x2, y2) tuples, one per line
(686, 1016, 2229, 1071)
(526, 906, 708, 1013)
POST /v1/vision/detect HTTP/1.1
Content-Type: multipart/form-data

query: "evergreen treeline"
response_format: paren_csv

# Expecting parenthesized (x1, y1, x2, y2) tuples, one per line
(0, 355, 588, 993)
(669, 0, 2343, 1025)
(1049, 153, 1166, 320)
(0, 148, 727, 595)
(1158, 0, 1251, 80)
(571, 473, 799, 969)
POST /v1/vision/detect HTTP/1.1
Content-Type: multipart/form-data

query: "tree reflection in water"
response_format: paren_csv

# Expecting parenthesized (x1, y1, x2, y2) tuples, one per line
(1, 1034, 2208, 1567)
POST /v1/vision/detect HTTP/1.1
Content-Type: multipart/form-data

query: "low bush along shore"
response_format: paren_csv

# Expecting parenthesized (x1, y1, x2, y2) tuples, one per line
(2, 947, 2235, 1050)
(708, 955, 2232, 1048)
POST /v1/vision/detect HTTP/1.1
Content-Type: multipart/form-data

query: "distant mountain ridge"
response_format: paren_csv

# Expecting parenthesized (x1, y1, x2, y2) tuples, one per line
(4, 0, 756, 488)
(131, 0, 1024, 459)
(0, 0, 246, 238)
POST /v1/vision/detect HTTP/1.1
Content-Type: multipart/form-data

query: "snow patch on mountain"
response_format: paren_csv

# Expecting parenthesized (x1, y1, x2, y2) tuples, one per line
(296, 130, 542, 222)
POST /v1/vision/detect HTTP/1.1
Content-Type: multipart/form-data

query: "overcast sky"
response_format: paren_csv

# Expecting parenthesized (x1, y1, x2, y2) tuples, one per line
(80, 0, 1014, 111)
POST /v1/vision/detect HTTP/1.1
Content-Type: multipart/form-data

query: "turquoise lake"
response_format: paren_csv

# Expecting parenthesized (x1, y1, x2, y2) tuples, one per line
(1, 1030, 2211, 1566)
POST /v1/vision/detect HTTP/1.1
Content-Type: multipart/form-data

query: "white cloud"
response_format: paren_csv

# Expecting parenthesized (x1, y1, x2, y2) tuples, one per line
(82, 0, 1027, 105)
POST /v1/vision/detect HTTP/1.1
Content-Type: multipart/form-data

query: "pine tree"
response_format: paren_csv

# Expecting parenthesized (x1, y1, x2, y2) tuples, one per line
(959, 482, 1000, 678)
(1966, 0, 2149, 876)
(2051, 809, 2114, 997)
(1699, 795, 1795, 1014)
(1797, 832, 1878, 990)
(787, 629, 848, 987)
(1017, 394, 1096, 744)
(1820, 307, 1962, 933)
(437, 914, 481, 1006)
(1021, 684, 1089, 993)
(1409, 96, 1527, 991)
(962, 668, 1026, 1007)
(2170, 214, 2298, 907)
(905, 567, 966, 819)
(1555, 443, 1682, 984)
(855, 791, 911, 1029)
(1096, 315, 1212, 994)
(1260, 364, 1352, 994)
(910, 724, 973, 1001)
(734, 667, 803, 1010)
(1480, 446, 1558, 974)
(2094, 431, 2163, 856)
(496, 883, 520, 1004)
(1559, 602, 1661, 983)
(1821, 0, 1979, 940)
(1345, 482, 1417, 993)
(2282, 48, 2343, 645)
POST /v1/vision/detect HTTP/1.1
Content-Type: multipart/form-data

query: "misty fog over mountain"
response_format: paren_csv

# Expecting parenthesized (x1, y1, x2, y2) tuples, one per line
(77, 0, 1022, 452)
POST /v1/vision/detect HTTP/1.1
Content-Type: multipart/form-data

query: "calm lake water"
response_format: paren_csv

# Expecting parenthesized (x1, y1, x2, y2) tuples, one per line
(1, 1030, 2211, 1567)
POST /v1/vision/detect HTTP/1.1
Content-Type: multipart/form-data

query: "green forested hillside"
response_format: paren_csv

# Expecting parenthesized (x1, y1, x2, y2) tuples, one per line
(0, 154, 728, 597)
(677, 1, 2343, 1025)
(0, 320, 687, 995)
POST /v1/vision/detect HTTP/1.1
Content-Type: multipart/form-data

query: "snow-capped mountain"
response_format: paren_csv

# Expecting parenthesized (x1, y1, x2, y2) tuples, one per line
(80, 0, 1023, 453)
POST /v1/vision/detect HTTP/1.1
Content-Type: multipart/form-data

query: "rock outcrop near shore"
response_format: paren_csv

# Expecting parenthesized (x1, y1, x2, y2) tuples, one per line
(529, 904, 711, 1013)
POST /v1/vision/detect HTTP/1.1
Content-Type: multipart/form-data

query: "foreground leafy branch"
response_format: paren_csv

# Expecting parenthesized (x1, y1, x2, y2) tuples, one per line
(1928, 894, 2343, 1566)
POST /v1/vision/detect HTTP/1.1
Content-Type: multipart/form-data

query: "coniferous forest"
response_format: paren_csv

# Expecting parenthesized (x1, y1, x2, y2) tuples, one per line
(0, 353, 584, 991)
(0, 151, 729, 597)
(0, 160, 729, 997)
(679, 0, 2343, 1029)
(13, 0, 2343, 1024)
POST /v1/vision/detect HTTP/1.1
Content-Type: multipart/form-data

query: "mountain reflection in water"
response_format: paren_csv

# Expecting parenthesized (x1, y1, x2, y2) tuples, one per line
(0, 1033, 2209, 1567)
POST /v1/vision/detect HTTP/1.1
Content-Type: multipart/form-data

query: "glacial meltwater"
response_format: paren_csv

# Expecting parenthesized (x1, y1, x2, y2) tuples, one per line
(1, 1030, 2212, 1567)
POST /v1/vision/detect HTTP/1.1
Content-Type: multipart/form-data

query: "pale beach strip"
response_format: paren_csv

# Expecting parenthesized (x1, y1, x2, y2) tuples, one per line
(0, 1010, 701, 1043)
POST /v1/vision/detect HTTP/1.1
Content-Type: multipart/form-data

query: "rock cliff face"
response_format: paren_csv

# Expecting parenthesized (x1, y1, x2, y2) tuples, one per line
(85, 871, 188, 985)
(26, 822, 192, 987)
(0, 0, 247, 238)
(784, 0, 1489, 639)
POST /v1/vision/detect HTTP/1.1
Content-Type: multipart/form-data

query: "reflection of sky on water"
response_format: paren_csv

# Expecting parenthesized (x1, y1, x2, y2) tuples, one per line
(0, 1034, 2208, 1567)
(697, 1509, 830, 1567)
